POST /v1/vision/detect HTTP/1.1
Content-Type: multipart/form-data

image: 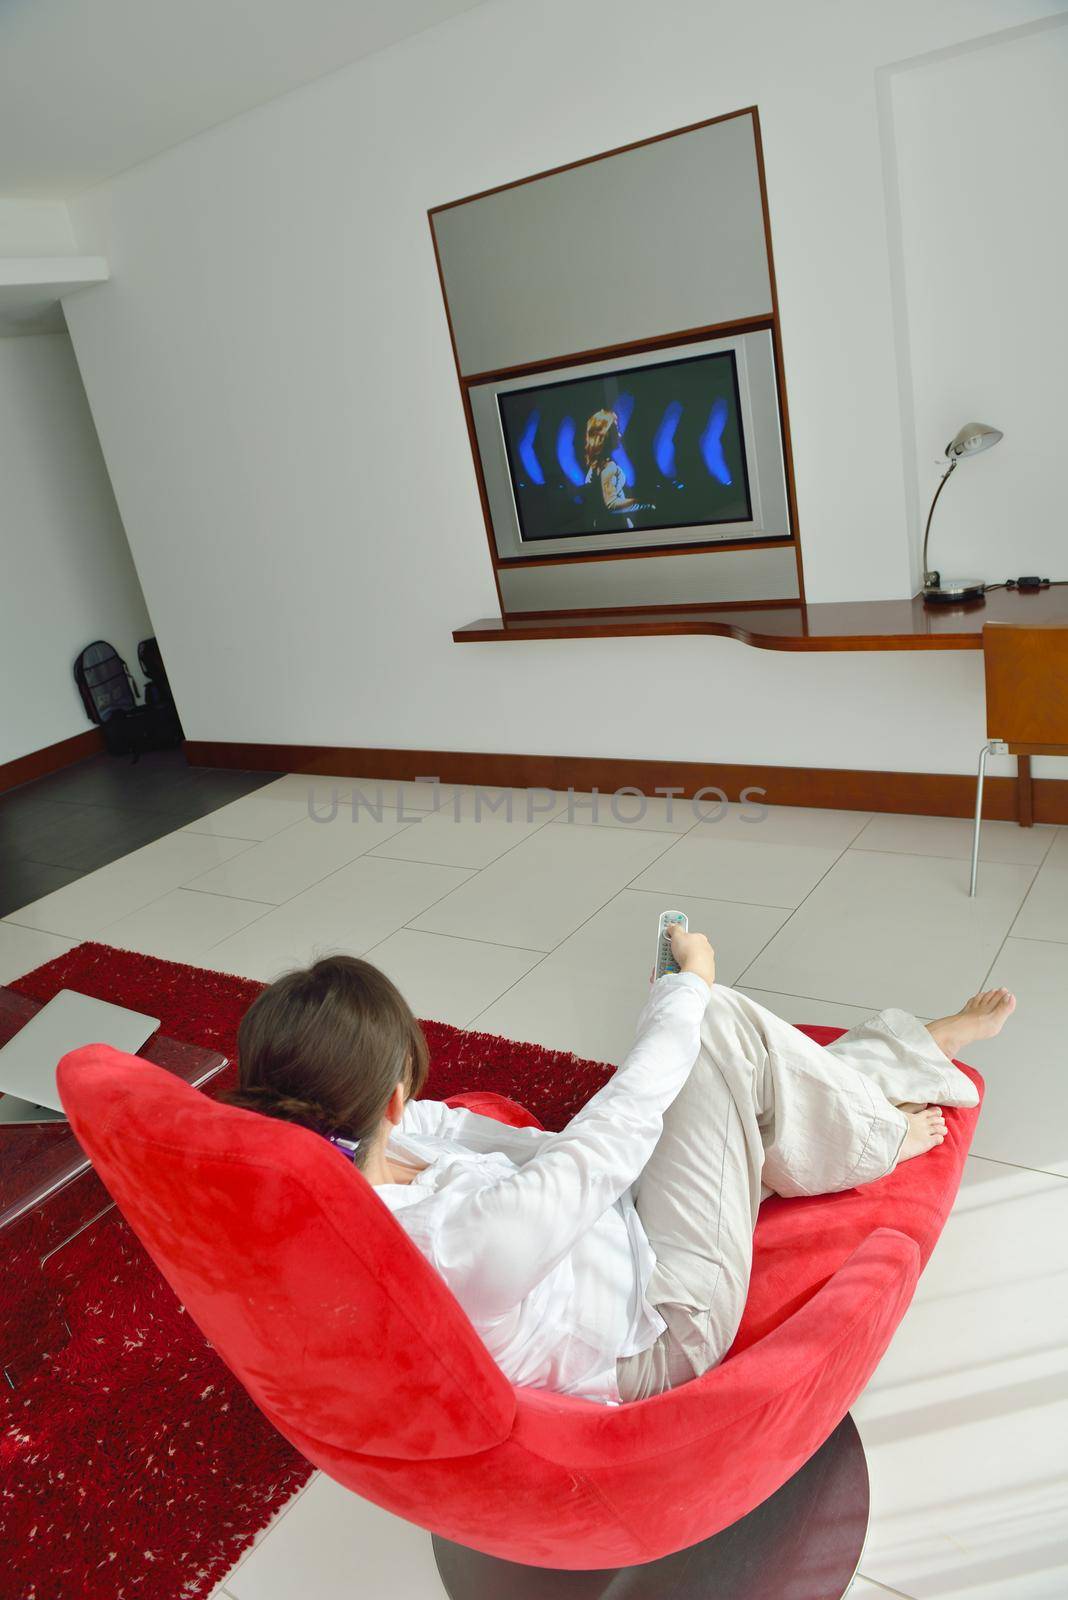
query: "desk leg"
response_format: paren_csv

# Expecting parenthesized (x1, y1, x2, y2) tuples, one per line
(1017, 754, 1034, 827)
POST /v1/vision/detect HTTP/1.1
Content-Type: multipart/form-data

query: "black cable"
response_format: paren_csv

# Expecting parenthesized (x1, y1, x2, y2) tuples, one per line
(990, 577, 1068, 591)
(941, 578, 1068, 594)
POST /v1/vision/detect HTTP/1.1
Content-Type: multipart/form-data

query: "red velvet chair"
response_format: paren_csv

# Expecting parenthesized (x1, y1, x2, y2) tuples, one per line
(57, 1030, 982, 1596)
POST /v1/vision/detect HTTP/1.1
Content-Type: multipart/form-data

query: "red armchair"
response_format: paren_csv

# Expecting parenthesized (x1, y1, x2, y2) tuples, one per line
(57, 1028, 982, 1590)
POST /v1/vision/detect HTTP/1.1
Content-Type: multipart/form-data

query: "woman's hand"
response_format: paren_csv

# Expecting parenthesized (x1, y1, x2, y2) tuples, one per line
(667, 924, 716, 988)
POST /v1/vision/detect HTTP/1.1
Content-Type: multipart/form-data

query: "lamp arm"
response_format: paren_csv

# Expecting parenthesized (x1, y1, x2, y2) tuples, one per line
(921, 459, 957, 585)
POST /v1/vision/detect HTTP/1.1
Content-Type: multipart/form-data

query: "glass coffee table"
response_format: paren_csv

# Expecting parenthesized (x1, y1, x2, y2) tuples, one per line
(0, 986, 227, 1385)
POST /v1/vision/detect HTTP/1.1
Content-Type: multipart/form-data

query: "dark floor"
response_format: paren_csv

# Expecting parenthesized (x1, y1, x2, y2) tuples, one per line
(0, 748, 280, 917)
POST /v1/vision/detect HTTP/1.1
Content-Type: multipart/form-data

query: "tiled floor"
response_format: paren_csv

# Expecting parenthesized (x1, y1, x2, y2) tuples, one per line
(0, 748, 279, 917)
(3, 776, 1066, 1599)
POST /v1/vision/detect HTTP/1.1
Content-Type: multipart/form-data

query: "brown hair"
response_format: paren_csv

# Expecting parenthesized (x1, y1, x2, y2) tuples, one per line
(584, 408, 620, 473)
(221, 955, 428, 1170)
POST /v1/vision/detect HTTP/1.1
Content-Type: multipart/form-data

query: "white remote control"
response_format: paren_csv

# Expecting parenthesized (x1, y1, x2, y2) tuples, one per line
(654, 910, 688, 979)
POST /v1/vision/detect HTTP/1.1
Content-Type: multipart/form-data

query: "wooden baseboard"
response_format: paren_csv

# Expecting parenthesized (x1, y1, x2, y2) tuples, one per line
(0, 728, 104, 797)
(183, 739, 1068, 824)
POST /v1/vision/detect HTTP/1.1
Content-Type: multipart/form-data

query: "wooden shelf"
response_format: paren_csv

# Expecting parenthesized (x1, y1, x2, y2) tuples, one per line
(453, 589, 1068, 651)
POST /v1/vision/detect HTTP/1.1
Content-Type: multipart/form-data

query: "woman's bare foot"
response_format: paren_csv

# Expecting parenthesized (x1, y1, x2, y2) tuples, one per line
(898, 1106, 948, 1162)
(926, 988, 1016, 1061)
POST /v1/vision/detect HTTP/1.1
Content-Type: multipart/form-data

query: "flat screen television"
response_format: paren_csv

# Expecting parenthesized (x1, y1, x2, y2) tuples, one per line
(469, 329, 791, 562)
(498, 349, 751, 545)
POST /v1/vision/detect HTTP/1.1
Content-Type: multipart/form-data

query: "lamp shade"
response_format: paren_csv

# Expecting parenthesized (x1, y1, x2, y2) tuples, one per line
(945, 422, 1002, 459)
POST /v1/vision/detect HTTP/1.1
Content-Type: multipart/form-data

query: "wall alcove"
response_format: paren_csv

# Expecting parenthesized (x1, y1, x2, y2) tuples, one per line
(429, 106, 806, 630)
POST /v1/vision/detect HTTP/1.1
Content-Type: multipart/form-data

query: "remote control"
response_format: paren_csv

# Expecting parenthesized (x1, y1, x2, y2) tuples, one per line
(654, 910, 688, 980)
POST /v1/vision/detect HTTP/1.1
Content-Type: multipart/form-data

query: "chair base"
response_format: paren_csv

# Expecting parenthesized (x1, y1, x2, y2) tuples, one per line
(432, 1413, 869, 1600)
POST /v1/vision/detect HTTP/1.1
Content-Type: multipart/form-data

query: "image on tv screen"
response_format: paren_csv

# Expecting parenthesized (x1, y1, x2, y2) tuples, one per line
(496, 349, 753, 544)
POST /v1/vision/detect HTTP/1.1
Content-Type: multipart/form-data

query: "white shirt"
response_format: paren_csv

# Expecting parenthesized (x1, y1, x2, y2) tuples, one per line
(585, 459, 629, 510)
(376, 972, 710, 1404)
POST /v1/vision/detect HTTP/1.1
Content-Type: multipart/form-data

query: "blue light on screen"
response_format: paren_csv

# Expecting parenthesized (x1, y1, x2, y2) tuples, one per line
(700, 397, 732, 485)
(518, 411, 545, 485)
(653, 401, 683, 477)
(614, 392, 635, 434)
(556, 416, 585, 486)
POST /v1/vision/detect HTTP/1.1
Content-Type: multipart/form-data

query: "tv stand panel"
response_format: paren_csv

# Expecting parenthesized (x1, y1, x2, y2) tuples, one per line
(497, 544, 800, 613)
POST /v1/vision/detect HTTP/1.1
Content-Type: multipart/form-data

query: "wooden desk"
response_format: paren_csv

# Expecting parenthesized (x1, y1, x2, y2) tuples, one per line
(453, 588, 1068, 649)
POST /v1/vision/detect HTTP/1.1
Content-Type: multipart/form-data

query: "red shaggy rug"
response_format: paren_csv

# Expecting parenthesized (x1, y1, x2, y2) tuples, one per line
(1, 942, 613, 1600)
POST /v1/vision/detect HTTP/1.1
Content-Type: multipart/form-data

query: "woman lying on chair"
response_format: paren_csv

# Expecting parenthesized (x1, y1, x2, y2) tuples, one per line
(223, 940, 1013, 1405)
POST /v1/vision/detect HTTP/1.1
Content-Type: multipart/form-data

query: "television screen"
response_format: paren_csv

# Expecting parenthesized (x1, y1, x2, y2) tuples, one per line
(496, 349, 753, 545)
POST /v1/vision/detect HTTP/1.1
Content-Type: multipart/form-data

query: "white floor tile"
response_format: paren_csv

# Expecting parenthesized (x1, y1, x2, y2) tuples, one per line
(848, 1580, 912, 1599)
(855, 813, 1056, 866)
(630, 832, 844, 909)
(410, 823, 674, 952)
(182, 791, 313, 841)
(0, 922, 76, 984)
(205, 856, 471, 982)
(692, 801, 872, 849)
(550, 790, 698, 833)
(474, 889, 788, 1063)
(96, 887, 271, 965)
(369, 787, 567, 870)
(369, 811, 546, 870)
(254, 773, 457, 812)
(365, 928, 544, 1027)
(1010, 863, 1068, 943)
(1043, 828, 1068, 867)
(961, 937, 1068, 1177)
(740, 851, 1036, 1018)
(854, 1159, 1068, 1600)
(441, 786, 570, 819)
(738, 988, 888, 1032)
(226, 1472, 446, 1600)
(2, 832, 252, 940)
(185, 811, 417, 905)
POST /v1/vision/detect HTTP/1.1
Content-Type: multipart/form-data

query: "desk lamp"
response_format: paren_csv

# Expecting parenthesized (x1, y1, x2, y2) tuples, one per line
(922, 422, 1003, 604)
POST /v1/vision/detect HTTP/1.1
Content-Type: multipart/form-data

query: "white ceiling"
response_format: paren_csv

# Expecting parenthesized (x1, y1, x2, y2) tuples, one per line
(0, 0, 489, 199)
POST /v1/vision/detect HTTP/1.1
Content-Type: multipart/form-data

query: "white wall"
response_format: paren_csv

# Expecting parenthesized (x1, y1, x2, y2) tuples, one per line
(0, 331, 153, 766)
(885, 19, 1068, 590)
(0, 198, 75, 254)
(61, 0, 1068, 779)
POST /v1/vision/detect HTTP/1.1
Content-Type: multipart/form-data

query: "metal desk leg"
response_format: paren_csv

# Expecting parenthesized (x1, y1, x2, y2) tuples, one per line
(970, 741, 1004, 896)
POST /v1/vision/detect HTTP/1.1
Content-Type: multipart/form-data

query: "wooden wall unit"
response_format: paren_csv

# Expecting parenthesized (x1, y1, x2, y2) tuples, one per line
(429, 107, 805, 624)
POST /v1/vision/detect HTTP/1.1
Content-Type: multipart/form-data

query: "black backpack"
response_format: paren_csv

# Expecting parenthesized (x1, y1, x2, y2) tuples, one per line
(74, 641, 138, 725)
(137, 636, 184, 746)
(73, 640, 151, 756)
(73, 640, 181, 759)
(138, 636, 171, 705)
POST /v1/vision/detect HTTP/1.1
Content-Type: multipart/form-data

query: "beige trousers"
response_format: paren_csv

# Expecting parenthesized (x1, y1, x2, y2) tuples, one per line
(616, 985, 980, 1402)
